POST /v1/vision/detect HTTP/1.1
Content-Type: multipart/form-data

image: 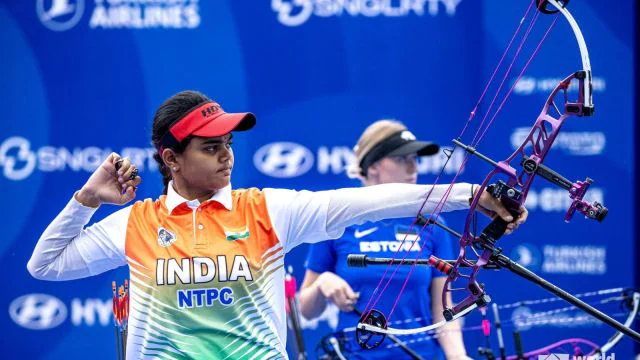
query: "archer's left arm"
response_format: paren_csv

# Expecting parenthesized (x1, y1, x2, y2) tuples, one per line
(264, 183, 473, 252)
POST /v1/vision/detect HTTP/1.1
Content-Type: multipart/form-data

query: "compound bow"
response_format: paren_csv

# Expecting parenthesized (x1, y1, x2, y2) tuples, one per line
(351, 0, 639, 350)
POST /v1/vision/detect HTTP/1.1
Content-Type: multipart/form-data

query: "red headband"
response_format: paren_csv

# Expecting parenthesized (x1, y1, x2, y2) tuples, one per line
(158, 101, 255, 151)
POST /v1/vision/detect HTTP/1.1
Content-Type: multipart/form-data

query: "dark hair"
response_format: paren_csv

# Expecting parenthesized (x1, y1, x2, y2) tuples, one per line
(152, 90, 211, 194)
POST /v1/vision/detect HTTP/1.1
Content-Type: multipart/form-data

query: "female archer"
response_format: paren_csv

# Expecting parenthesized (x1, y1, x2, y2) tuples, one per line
(300, 120, 471, 359)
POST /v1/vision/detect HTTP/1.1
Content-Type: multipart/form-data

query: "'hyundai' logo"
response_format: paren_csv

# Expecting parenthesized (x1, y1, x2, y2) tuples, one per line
(9, 294, 68, 330)
(254, 142, 314, 178)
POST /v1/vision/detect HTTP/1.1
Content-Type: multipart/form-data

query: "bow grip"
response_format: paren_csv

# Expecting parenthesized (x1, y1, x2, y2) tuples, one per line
(481, 208, 520, 242)
(481, 205, 521, 243)
(480, 182, 523, 243)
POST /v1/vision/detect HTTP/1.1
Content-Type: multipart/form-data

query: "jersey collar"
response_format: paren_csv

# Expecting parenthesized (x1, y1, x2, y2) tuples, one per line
(165, 180, 233, 213)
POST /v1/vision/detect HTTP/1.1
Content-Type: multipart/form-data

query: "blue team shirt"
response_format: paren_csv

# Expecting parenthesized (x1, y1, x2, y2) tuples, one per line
(305, 217, 454, 359)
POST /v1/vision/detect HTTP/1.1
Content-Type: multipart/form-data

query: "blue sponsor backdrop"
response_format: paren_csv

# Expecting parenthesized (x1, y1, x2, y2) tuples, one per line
(0, 0, 636, 358)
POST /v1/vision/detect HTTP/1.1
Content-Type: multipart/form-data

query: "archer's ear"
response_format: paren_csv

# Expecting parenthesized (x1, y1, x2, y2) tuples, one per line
(161, 148, 179, 168)
(367, 163, 379, 178)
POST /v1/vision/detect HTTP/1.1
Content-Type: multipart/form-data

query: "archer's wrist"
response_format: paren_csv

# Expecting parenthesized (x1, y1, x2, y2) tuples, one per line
(469, 184, 480, 205)
(75, 188, 101, 208)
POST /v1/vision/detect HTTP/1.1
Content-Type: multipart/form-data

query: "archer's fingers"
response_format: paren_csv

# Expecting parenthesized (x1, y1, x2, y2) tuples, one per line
(492, 198, 514, 223)
(340, 295, 356, 312)
(122, 174, 142, 193)
(334, 292, 350, 311)
(120, 164, 137, 183)
(116, 158, 132, 180)
(119, 185, 137, 204)
(504, 207, 528, 235)
(103, 153, 121, 173)
(505, 223, 516, 235)
(516, 206, 529, 225)
(343, 285, 358, 301)
(107, 152, 119, 165)
(124, 174, 142, 187)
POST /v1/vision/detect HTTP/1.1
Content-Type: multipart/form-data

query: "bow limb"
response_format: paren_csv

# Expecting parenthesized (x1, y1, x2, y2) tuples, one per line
(356, 303, 479, 336)
(546, 0, 593, 111)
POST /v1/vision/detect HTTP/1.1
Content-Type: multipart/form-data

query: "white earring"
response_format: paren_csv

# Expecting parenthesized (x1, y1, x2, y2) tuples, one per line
(172, 167, 178, 171)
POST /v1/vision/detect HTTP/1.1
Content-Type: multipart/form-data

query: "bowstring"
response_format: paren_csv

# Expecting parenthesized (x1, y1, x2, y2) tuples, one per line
(468, 8, 543, 148)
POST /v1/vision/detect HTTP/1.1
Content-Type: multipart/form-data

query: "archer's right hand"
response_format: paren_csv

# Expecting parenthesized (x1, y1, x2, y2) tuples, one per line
(75, 153, 142, 208)
(317, 272, 360, 312)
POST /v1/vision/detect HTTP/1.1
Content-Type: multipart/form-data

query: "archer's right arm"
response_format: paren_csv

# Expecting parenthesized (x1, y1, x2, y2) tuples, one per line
(27, 153, 141, 281)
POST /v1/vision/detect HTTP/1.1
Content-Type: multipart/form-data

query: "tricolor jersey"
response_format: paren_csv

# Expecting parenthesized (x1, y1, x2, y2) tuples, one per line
(125, 188, 287, 359)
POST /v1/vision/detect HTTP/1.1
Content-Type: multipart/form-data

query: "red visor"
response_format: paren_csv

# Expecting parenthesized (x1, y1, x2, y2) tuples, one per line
(159, 101, 256, 149)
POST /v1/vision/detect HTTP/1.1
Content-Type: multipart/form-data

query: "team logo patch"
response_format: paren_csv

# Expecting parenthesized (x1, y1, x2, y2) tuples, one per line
(157, 227, 177, 247)
(394, 225, 423, 242)
(224, 226, 250, 241)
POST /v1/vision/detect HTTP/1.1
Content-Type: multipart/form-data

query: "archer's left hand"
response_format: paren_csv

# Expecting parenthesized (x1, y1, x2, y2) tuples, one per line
(475, 186, 528, 235)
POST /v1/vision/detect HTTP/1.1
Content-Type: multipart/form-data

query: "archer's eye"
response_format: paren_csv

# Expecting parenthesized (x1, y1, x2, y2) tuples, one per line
(204, 141, 233, 154)
(204, 145, 220, 153)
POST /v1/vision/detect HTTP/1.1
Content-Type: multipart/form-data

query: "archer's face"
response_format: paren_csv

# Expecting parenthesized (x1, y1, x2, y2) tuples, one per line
(370, 154, 418, 185)
(177, 134, 234, 191)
